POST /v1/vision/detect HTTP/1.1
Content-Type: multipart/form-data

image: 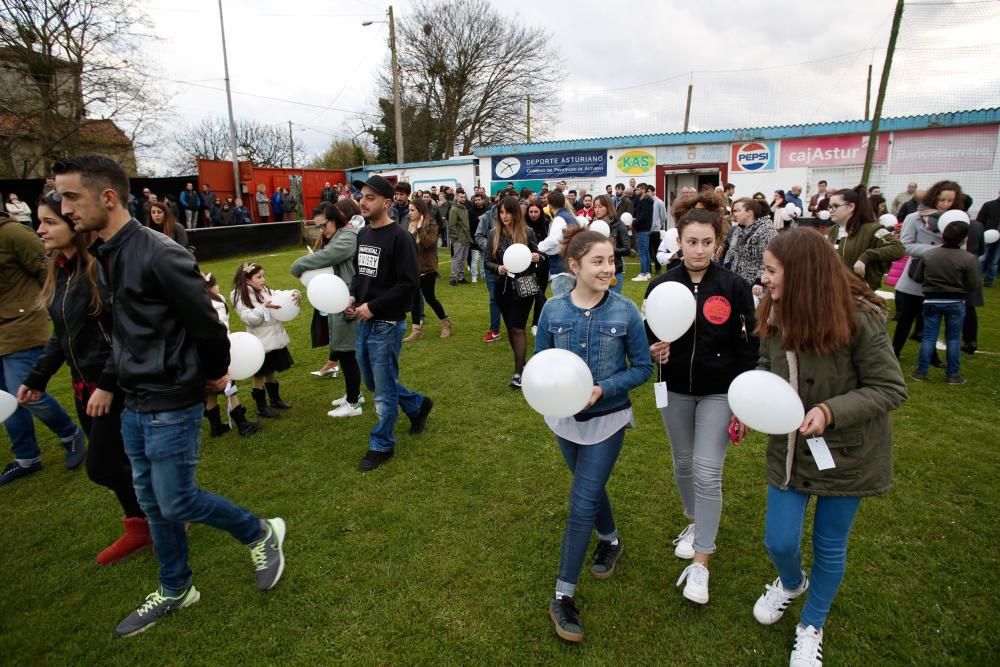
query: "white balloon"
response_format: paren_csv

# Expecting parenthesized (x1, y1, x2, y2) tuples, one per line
(621, 212, 633, 226)
(0, 390, 17, 423)
(502, 243, 532, 273)
(269, 290, 300, 322)
(306, 273, 351, 314)
(784, 203, 801, 218)
(665, 227, 680, 252)
(521, 349, 594, 418)
(589, 220, 610, 237)
(984, 229, 1000, 244)
(228, 332, 266, 381)
(644, 281, 696, 342)
(728, 370, 805, 435)
(299, 267, 333, 287)
(936, 209, 970, 232)
(575, 215, 590, 227)
(817, 209, 831, 221)
(879, 214, 898, 229)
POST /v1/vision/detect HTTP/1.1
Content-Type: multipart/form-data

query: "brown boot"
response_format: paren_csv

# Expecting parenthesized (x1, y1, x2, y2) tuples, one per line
(403, 324, 423, 342)
(440, 317, 452, 338)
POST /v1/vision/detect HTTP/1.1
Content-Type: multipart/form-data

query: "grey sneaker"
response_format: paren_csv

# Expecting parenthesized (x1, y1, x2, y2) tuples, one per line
(249, 517, 286, 591)
(63, 429, 86, 469)
(590, 539, 623, 579)
(115, 585, 200, 637)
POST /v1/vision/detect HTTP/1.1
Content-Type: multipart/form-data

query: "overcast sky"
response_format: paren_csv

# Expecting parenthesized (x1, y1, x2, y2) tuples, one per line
(136, 0, 997, 171)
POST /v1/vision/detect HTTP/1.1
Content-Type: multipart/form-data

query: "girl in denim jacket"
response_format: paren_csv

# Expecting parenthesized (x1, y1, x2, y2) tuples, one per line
(535, 228, 653, 643)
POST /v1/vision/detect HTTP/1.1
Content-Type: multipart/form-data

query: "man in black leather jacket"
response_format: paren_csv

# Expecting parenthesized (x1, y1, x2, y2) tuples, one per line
(53, 155, 287, 638)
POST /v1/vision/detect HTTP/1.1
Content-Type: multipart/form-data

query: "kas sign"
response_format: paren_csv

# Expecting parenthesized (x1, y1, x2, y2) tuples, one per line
(730, 142, 776, 172)
(614, 149, 656, 177)
(493, 150, 607, 180)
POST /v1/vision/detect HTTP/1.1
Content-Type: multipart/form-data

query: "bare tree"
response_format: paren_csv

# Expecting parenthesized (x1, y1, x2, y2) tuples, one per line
(369, 0, 560, 161)
(171, 116, 308, 173)
(0, 0, 167, 177)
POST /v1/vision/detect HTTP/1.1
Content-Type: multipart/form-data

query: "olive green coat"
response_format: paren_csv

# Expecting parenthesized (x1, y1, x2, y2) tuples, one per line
(829, 221, 905, 290)
(758, 303, 908, 497)
(290, 226, 359, 352)
(0, 214, 49, 356)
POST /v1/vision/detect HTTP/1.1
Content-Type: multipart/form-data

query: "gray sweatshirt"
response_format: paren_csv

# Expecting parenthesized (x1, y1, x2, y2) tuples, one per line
(894, 209, 943, 297)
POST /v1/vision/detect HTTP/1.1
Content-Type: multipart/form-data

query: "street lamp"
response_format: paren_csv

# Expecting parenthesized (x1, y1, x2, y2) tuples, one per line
(363, 5, 404, 165)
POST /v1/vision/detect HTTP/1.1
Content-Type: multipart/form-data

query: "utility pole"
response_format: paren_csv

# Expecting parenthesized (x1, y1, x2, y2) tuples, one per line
(217, 0, 240, 200)
(288, 120, 295, 168)
(864, 63, 873, 120)
(862, 0, 904, 185)
(683, 75, 693, 133)
(526, 95, 531, 143)
(389, 5, 404, 164)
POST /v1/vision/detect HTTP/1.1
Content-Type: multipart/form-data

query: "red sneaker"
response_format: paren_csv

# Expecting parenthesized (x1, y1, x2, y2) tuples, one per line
(482, 330, 501, 343)
(96, 517, 153, 565)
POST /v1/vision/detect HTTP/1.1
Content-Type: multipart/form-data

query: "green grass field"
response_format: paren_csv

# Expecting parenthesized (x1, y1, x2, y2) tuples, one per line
(2, 245, 998, 666)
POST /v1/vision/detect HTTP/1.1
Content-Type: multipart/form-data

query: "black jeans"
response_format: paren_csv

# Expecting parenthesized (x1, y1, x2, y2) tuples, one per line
(73, 383, 144, 518)
(892, 291, 923, 357)
(330, 350, 362, 403)
(412, 272, 447, 321)
(963, 305, 977, 345)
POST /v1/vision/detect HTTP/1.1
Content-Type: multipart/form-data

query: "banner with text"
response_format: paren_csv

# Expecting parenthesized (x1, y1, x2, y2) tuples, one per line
(779, 134, 888, 168)
(492, 150, 607, 181)
(889, 125, 997, 174)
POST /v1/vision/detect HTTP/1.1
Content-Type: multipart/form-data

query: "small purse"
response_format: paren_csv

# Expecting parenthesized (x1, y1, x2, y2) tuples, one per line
(512, 269, 540, 298)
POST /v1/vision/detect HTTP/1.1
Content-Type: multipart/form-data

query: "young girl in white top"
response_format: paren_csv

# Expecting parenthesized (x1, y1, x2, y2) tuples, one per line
(231, 261, 297, 419)
(203, 272, 261, 437)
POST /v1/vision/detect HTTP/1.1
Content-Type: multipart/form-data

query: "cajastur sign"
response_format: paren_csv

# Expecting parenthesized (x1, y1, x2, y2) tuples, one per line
(779, 134, 889, 168)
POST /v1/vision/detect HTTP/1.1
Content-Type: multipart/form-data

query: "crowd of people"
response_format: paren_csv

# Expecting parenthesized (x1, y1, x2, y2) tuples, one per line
(0, 152, 997, 666)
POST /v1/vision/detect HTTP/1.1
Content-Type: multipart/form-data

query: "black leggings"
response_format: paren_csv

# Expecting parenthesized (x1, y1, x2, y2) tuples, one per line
(73, 384, 144, 518)
(530, 269, 549, 327)
(892, 291, 923, 357)
(412, 272, 447, 321)
(330, 350, 362, 404)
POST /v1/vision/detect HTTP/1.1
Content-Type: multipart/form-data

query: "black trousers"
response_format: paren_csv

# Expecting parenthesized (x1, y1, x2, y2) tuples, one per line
(329, 350, 362, 403)
(412, 273, 447, 321)
(73, 383, 144, 518)
(892, 291, 923, 357)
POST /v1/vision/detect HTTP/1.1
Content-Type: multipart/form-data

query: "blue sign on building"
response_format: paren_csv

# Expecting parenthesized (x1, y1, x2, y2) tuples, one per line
(492, 150, 607, 181)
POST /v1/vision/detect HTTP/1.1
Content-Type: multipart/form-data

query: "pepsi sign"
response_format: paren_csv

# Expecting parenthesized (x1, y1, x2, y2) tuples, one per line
(730, 141, 776, 172)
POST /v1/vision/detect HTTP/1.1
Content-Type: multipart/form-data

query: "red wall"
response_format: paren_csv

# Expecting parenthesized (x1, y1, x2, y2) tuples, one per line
(197, 159, 346, 222)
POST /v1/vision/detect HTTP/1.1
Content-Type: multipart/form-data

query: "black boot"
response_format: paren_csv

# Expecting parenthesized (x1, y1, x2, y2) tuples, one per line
(252, 388, 280, 419)
(230, 405, 262, 436)
(205, 405, 231, 437)
(265, 381, 292, 409)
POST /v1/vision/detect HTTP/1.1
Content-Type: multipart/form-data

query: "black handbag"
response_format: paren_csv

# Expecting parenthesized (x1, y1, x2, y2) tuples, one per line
(512, 269, 540, 298)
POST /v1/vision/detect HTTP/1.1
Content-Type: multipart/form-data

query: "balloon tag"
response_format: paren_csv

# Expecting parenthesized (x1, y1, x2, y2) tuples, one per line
(806, 437, 836, 470)
(654, 382, 669, 409)
(224, 381, 238, 397)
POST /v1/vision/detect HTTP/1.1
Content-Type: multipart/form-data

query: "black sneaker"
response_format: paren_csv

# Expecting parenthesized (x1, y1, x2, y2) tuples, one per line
(961, 343, 977, 355)
(0, 460, 42, 486)
(947, 374, 967, 385)
(590, 539, 623, 580)
(930, 358, 945, 369)
(408, 397, 433, 435)
(115, 585, 200, 637)
(549, 596, 584, 643)
(509, 374, 522, 389)
(449, 278, 457, 286)
(910, 370, 928, 382)
(249, 518, 286, 591)
(357, 449, 394, 471)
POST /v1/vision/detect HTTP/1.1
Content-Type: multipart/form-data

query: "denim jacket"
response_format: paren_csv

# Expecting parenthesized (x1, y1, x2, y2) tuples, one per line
(535, 291, 653, 417)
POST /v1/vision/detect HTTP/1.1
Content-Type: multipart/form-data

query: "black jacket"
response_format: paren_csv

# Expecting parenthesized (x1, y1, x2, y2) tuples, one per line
(634, 196, 654, 232)
(644, 261, 758, 396)
(609, 218, 630, 274)
(91, 220, 230, 412)
(23, 253, 116, 393)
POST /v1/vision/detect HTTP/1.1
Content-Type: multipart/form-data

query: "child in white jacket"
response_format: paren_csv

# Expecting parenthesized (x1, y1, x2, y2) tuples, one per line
(231, 261, 297, 419)
(203, 273, 261, 437)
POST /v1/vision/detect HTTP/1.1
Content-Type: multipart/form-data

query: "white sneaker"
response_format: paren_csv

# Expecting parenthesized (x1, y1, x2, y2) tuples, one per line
(331, 394, 365, 407)
(327, 403, 363, 418)
(472, 276, 478, 283)
(676, 562, 709, 604)
(789, 624, 823, 667)
(754, 573, 809, 625)
(631, 273, 649, 282)
(531, 325, 537, 336)
(673, 523, 696, 559)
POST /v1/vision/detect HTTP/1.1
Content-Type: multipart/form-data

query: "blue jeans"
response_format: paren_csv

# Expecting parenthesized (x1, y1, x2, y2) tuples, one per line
(555, 427, 625, 587)
(611, 272, 623, 293)
(122, 404, 261, 593)
(636, 230, 650, 274)
(764, 485, 861, 629)
(917, 301, 964, 376)
(484, 271, 501, 333)
(980, 241, 999, 285)
(356, 320, 427, 453)
(1, 347, 78, 463)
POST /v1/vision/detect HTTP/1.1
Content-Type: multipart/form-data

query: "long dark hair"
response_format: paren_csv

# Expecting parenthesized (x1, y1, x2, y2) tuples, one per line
(832, 185, 875, 236)
(491, 196, 529, 257)
(312, 203, 348, 249)
(36, 193, 102, 315)
(148, 201, 181, 240)
(232, 261, 267, 308)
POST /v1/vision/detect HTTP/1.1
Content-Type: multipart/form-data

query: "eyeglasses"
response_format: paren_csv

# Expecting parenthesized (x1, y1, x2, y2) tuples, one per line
(828, 203, 847, 210)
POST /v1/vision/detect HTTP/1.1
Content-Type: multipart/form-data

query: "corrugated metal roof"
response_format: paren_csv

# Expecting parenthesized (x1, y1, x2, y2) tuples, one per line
(475, 107, 1000, 156)
(364, 157, 478, 170)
